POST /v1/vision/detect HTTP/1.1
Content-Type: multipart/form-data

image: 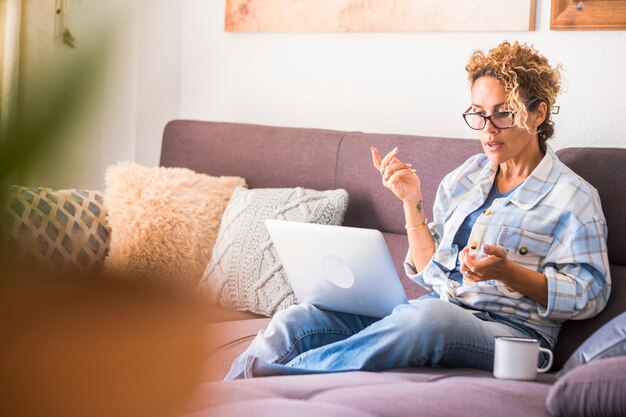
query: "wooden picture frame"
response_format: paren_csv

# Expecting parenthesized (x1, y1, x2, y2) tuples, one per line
(551, 0, 626, 30)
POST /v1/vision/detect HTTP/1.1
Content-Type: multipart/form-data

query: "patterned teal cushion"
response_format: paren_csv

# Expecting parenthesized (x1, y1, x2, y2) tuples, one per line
(1, 186, 110, 270)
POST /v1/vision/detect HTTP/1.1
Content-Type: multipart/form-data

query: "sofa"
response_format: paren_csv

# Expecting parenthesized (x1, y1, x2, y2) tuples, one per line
(152, 120, 626, 417)
(5, 120, 623, 416)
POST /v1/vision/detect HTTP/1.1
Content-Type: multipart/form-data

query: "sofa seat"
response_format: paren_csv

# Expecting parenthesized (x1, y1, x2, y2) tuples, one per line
(194, 318, 556, 417)
(185, 368, 555, 417)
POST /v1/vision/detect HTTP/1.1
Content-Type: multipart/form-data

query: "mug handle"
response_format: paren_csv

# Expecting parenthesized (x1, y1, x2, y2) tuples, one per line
(537, 347, 553, 373)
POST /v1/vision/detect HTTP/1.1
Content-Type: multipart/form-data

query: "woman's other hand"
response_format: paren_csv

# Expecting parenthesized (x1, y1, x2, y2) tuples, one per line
(458, 244, 510, 283)
(371, 146, 421, 204)
(459, 244, 549, 306)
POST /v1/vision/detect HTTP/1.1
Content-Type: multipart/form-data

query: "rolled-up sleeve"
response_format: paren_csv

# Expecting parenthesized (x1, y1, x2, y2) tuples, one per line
(538, 216, 611, 321)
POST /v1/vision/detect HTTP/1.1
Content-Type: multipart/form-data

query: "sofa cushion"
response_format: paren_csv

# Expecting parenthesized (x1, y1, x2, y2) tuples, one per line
(558, 311, 626, 377)
(546, 356, 626, 417)
(185, 369, 555, 417)
(0, 186, 110, 270)
(198, 187, 348, 316)
(104, 163, 245, 287)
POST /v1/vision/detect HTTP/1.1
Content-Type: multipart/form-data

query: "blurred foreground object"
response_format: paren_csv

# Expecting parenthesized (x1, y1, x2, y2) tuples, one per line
(0, 7, 208, 415)
(0, 269, 204, 417)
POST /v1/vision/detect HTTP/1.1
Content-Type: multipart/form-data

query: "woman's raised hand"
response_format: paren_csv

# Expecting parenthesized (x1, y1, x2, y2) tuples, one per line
(371, 146, 421, 204)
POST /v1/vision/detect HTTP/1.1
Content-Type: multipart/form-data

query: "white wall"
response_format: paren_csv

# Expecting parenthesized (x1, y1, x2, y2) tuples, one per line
(179, 0, 626, 150)
(96, 0, 182, 180)
(16, 0, 626, 189)
(134, 0, 182, 167)
(99, 0, 182, 184)
(16, 0, 181, 190)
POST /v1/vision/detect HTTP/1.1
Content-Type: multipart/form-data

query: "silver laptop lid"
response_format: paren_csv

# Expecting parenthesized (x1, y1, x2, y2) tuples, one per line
(265, 219, 408, 318)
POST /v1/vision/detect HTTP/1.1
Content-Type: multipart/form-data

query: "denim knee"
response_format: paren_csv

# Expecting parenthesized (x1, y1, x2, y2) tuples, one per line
(272, 303, 320, 324)
(265, 303, 321, 338)
(391, 299, 461, 338)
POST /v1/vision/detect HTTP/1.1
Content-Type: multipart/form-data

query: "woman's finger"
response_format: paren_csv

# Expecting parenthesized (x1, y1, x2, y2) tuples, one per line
(371, 147, 382, 171)
(384, 160, 413, 178)
(481, 244, 507, 259)
(459, 247, 467, 264)
(386, 167, 416, 183)
(459, 248, 470, 271)
(387, 159, 412, 170)
(460, 247, 477, 269)
(459, 251, 475, 282)
(379, 147, 399, 174)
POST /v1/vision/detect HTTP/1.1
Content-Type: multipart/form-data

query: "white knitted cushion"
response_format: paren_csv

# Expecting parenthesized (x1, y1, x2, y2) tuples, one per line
(198, 187, 349, 316)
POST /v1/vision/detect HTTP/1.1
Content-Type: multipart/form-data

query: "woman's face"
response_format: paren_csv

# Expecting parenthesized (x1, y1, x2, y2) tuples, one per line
(469, 76, 540, 166)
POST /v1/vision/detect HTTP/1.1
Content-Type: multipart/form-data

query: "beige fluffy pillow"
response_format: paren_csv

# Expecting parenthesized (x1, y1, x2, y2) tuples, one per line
(104, 163, 246, 286)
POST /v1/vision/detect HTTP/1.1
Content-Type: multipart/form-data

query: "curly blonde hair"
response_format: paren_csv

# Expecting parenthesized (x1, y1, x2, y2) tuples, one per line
(465, 41, 562, 151)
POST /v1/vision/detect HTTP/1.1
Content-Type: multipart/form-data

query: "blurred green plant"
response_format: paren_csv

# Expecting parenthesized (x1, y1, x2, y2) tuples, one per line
(0, 51, 100, 190)
(0, 38, 103, 262)
(0, 36, 205, 417)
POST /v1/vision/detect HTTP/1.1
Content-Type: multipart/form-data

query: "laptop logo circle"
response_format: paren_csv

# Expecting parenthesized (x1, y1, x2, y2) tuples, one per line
(321, 255, 355, 289)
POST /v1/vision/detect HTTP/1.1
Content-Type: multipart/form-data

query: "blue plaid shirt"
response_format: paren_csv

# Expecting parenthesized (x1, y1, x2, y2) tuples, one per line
(405, 147, 611, 347)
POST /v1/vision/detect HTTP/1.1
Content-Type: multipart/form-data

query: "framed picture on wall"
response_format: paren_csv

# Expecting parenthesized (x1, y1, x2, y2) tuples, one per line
(225, 0, 537, 32)
(551, 0, 626, 30)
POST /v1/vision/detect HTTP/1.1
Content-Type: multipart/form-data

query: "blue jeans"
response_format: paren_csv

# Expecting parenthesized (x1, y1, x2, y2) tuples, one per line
(224, 298, 542, 380)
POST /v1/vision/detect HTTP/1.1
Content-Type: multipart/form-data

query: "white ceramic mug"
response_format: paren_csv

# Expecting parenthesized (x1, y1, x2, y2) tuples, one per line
(493, 336, 553, 380)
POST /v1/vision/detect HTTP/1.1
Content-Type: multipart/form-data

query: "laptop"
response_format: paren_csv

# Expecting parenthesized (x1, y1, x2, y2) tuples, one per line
(264, 219, 409, 318)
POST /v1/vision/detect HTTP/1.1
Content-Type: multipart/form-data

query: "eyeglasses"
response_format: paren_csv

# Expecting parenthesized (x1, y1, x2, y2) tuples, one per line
(462, 98, 539, 130)
(462, 109, 514, 130)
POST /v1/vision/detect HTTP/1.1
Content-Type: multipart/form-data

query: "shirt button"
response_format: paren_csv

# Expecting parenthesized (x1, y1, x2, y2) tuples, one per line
(519, 247, 529, 255)
(469, 241, 479, 250)
(483, 209, 492, 215)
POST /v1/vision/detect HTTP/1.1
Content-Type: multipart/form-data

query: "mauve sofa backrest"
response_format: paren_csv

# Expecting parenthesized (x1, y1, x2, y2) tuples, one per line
(161, 120, 481, 232)
(161, 120, 626, 369)
(160, 120, 345, 190)
(552, 147, 626, 368)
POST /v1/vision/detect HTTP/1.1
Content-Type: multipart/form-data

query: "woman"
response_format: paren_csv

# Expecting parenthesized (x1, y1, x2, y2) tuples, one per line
(224, 41, 610, 380)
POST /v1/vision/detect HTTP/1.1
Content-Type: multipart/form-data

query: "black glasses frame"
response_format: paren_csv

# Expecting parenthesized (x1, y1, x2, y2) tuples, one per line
(462, 98, 539, 130)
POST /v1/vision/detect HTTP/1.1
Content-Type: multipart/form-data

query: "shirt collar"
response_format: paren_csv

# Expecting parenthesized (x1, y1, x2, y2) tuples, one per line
(469, 146, 564, 210)
(510, 146, 563, 209)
